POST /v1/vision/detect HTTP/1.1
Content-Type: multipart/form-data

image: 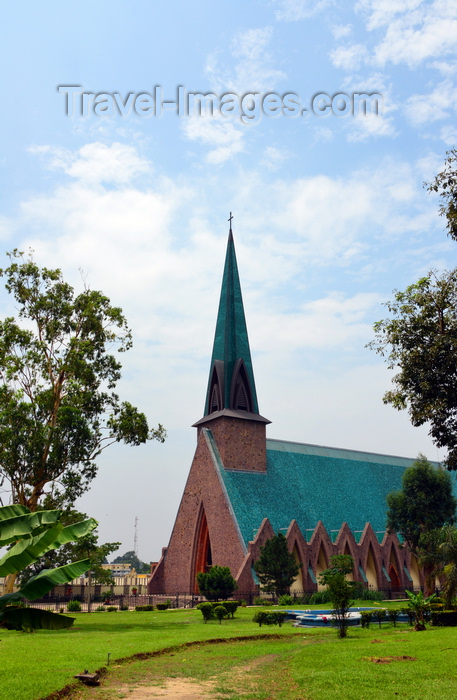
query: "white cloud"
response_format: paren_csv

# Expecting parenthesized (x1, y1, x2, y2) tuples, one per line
(331, 24, 353, 39)
(205, 26, 285, 94)
(404, 80, 457, 126)
(29, 142, 151, 186)
(181, 114, 245, 164)
(275, 0, 334, 21)
(330, 43, 369, 70)
(260, 146, 289, 171)
(357, 0, 457, 67)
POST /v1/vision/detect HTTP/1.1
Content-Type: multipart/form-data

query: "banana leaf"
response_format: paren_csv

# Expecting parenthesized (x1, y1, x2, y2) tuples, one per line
(18, 558, 91, 601)
(0, 518, 97, 576)
(0, 509, 62, 546)
(0, 606, 76, 631)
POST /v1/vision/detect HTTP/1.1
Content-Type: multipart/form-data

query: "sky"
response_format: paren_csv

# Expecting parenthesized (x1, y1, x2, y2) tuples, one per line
(1, 0, 456, 563)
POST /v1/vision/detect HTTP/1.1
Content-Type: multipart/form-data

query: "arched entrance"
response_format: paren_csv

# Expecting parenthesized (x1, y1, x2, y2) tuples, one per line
(316, 544, 328, 591)
(365, 545, 378, 589)
(193, 509, 212, 593)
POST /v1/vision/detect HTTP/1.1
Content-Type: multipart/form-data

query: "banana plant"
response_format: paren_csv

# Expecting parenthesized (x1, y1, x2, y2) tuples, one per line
(0, 504, 96, 631)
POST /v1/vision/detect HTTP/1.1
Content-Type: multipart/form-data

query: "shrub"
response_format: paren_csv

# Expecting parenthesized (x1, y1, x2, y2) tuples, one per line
(119, 604, 129, 611)
(278, 594, 293, 606)
(66, 600, 81, 612)
(431, 610, 457, 626)
(360, 611, 372, 628)
(218, 600, 239, 618)
(135, 605, 154, 611)
(401, 607, 415, 625)
(213, 605, 228, 624)
(156, 603, 169, 610)
(95, 606, 106, 612)
(197, 566, 237, 600)
(308, 590, 332, 605)
(107, 606, 117, 612)
(253, 597, 273, 606)
(388, 609, 399, 626)
(352, 583, 383, 601)
(197, 602, 214, 623)
(253, 611, 287, 627)
(374, 608, 387, 627)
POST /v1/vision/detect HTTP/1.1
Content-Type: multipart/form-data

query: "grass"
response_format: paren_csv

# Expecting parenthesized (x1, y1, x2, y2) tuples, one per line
(1, 601, 455, 700)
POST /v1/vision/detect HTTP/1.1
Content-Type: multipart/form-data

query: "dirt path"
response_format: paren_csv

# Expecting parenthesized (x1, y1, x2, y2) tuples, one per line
(111, 677, 216, 699)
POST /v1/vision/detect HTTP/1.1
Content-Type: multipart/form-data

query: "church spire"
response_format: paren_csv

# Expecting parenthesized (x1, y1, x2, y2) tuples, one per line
(204, 224, 259, 416)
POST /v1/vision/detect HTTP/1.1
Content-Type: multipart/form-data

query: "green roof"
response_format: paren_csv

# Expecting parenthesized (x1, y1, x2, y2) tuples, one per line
(204, 231, 258, 415)
(216, 437, 445, 547)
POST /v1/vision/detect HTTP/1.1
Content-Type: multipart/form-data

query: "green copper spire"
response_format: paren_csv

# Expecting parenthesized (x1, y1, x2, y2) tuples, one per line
(203, 225, 259, 416)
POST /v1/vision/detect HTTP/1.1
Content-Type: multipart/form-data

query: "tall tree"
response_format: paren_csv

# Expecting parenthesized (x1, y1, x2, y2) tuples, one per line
(368, 270, 457, 469)
(319, 555, 355, 638)
(253, 532, 300, 597)
(419, 525, 457, 609)
(196, 565, 237, 601)
(426, 148, 457, 241)
(0, 250, 165, 511)
(386, 456, 456, 553)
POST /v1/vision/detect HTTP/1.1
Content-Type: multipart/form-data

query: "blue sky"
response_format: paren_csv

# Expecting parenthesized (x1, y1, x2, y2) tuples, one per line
(1, 1, 456, 562)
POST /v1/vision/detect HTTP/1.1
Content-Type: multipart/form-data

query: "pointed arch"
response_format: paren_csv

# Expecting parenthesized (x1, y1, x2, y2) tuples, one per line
(365, 544, 379, 589)
(230, 359, 253, 412)
(343, 543, 354, 581)
(192, 507, 213, 593)
(316, 544, 328, 591)
(290, 543, 304, 593)
(207, 360, 224, 414)
(388, 548, 401, 589)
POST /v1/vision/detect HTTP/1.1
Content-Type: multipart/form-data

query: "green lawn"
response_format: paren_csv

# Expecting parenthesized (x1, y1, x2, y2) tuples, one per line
(1, 603, 456, 700)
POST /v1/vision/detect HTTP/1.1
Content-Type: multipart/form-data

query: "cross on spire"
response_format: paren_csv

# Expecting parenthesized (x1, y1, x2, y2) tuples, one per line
(228, 212, 233, 230)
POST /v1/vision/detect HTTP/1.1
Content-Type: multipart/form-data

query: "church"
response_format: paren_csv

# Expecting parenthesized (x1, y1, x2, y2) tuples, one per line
(149, 225, 423, 597)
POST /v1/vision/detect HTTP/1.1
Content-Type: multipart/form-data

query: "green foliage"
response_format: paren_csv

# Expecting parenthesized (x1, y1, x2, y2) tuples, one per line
(197, 565, 237, 601)
(95, 606, 106, 612)
(318, 555, 356, 638)
(213, 604, 228, 624)
(426, 148, 457, 241)
(252, 610, 287, 627)
(351, 583, 383, 601)
(253, 596, 274, 606)
(405, 590, 437, 630)
(135, 605, 154, 611)
(431, 610, 457, 626)
(369, 269, 457, 470)
(156, 603, 169, 610)
(386, 456, 456, 552)
(308, 590, 332, 604)
(401, 606, 415, 625)
(253, 532, 300, 596)
(419, 525, 457, 608)
(197, 602, 214, 622)
(0, 250, 165, 513)
(106, 606, 117, 612)
(388, 609, 399, 626)
(360, 610, 372, 628)
(0, 504, 96, 631)
(66, 600, 81, 612)
(373, 608, 386, 627)
(119, 604, 129, 611)
(111, 550, 150, 574)
(278, 594, 293, 606)
(216, 600, 239, 618)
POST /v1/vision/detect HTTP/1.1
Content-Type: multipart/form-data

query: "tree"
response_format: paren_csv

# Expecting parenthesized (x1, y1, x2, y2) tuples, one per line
(112, 549, 150, 574)
(404, 589, 436, 631)
(0, 504, 96, 631)
(253, 532, 300, 597)
(426, 148, 457, 241)
(386, 456, 456, 553)
(368, 270, 457, 469)
(0, 250, 166, 513)
(319, 555, 355, 638)
(419, 526, 457, 609)
(196, 565, 237, 601)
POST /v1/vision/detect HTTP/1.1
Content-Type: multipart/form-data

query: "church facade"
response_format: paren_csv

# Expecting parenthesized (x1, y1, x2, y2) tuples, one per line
(149, 228, 424, 597)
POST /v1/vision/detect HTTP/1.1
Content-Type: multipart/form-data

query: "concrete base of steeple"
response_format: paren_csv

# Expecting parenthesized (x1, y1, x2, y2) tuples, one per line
(195, 412, 269, 472)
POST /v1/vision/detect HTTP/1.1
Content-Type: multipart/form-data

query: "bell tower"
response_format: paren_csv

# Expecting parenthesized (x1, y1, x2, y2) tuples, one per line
(193, 217, 270, 471)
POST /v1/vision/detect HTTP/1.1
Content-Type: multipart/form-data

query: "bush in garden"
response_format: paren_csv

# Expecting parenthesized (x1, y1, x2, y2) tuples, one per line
(374, 608, 386, 627)
(66, 600, 81, 612)
(156, 603, 169, 610)
(278, 594, 293, 606)
(253, 611, 287, 627)
(217, 601, 239, 618)
(197, 602, 214, 623)
(135, 605, 154, 611)
(388, 609, 399, 626)
(213, 605, 228, 624)
(360, 611, 373, 628)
